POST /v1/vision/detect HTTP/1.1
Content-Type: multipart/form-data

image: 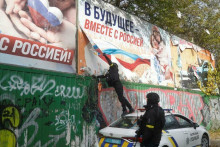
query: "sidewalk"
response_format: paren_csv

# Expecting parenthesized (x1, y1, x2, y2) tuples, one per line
(209, 130, 220, 147)
(210, 139, 220, 147)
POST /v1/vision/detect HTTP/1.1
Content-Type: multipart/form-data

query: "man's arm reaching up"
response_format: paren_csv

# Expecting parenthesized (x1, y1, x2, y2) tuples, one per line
(103, 53, 113, 66)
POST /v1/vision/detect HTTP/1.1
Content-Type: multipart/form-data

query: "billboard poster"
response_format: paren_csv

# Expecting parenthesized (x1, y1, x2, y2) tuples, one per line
(0, 0, 76, 73)
(171, 36, 215, 89)
(78, 0, 174, 86)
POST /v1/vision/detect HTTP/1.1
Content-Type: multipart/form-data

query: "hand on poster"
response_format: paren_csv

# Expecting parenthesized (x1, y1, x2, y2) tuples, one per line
(3, 0, 31, 38)
(20, 18, 75, 49)
(5, 0, 26, 14)
(19, 10, 47, 43)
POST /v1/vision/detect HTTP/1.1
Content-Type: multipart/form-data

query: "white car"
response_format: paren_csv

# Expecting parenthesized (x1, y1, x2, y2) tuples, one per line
(98, 109, 210, 147)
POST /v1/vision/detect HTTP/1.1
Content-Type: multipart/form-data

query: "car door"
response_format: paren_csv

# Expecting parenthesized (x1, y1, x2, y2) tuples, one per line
(173, 114, 200, 147)
(163, 115, 187, 147)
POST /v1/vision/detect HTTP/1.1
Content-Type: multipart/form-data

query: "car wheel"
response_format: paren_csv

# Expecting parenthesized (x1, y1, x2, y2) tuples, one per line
(201, 134, 209, 147)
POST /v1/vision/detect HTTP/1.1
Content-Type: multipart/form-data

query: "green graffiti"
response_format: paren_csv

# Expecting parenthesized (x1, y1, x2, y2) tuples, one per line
(0, 129, 16, 147)
(0, 106, 20, 147)
(2, 106, 20, 128)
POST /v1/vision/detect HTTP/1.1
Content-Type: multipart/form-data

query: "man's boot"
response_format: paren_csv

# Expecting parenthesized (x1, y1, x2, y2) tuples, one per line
(124, 98, 135, 113)
(129, 108, 135, 113)
(121, 106, 128, 117)
(121, 111, 128, 117)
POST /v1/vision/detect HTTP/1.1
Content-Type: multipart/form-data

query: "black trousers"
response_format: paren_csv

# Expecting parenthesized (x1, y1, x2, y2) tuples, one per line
(112, 80, 132, 111)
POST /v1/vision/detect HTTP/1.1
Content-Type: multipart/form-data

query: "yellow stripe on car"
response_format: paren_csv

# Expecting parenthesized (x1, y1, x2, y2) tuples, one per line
(162, 130, 178, 147)
(122, 141, 129, 147)
(98, 137, 133, 147)
(168, 137, 176, 147)
(99, 138, 105, 146)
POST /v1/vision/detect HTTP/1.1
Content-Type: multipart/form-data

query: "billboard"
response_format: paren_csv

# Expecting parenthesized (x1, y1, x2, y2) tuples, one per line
(78, 0, 215, 89)
(171, 36, 215, 89)
(0, 0, 215, 89)
(78, 0, 174, 86)
(0, 0, 76, 73)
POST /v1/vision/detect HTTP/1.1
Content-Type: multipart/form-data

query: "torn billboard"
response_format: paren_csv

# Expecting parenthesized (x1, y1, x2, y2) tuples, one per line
(170, 36, 215, 89)
(78, 0, 173, 87)
(78, 0, 215, 89)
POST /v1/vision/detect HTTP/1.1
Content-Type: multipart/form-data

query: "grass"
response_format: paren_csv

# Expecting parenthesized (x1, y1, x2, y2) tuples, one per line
(209, 129, 220, 147)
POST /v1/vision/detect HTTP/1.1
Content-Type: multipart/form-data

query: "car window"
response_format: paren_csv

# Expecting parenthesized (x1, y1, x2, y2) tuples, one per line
(174, 115, 193, 128)
(109, 117, 138, 129)
(163, 115, 179, 130)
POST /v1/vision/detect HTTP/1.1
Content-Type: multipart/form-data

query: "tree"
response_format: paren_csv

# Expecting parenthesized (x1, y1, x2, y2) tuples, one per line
(215, 59, 220, 90)
(198, 62, 220, 95)
(102, 0, 220, 59)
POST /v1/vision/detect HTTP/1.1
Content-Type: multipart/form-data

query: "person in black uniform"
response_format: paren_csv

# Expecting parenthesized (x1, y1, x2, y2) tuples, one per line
(136, 92, 165, 147)
(97, 53, 134, 116)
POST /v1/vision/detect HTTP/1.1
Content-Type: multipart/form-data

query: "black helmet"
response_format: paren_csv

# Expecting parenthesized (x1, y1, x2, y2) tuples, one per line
(146, 92, 160, 105)
(112, 63, 118, 68)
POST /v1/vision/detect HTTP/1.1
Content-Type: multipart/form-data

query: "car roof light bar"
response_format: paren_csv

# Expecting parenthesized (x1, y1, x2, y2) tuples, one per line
(137, 108, 173, 112)
(137, 108, 145, 112)
(163, 109, 173, 112)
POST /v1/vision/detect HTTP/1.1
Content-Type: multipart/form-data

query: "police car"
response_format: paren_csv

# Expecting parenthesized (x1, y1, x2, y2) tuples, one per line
(98, 109, 210, 147)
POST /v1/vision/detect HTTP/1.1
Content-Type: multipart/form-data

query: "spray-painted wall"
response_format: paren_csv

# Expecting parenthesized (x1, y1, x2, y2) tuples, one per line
(0, 64, 99, 147)
(1, 64, 220, 147)
(97, 81, 220, 131)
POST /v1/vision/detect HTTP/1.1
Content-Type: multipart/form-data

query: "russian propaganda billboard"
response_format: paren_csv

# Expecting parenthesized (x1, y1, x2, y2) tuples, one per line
(78, 0, 215, 89)
(0, 0, 76, 73)
(78, 0, 174, 87)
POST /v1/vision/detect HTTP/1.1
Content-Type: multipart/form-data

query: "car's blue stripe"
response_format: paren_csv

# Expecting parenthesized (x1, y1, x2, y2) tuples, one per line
(170, 136, 179, 147)
(101, 139, 105, 147)
(121, 139, 125, 146)
(98, 137, 134, 147)
(163, 130, 178, 147)
(127, 143, 134, 147)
